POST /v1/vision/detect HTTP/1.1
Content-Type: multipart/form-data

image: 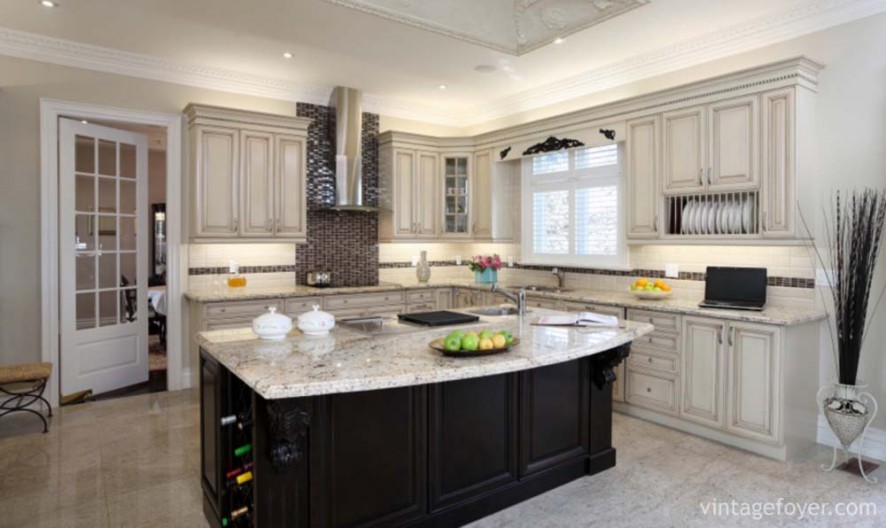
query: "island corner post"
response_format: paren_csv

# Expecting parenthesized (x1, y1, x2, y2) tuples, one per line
(200, 343, 631, 528)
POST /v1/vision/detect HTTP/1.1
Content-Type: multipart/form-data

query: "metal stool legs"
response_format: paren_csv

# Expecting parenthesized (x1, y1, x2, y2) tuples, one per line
(0, 378, 52, 433)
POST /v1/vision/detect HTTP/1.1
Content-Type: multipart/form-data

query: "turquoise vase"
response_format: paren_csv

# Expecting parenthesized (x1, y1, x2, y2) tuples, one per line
(474, 268, 498, 284)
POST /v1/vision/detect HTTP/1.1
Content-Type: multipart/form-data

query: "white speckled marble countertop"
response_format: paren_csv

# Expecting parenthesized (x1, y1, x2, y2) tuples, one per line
(197, 308, 653, 399)
(186, 281, 826, 327)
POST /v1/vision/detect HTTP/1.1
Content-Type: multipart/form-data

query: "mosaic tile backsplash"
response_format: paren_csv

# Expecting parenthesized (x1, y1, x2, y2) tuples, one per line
(294, 103, 380, 287)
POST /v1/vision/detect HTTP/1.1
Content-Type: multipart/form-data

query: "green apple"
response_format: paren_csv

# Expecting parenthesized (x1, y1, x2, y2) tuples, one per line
(644, 284, 655, 291)
(461, 334, 480, 351)
(479, 330, 495, 340)
(447, 329, 466, 342)
(443, 335, 462, 352)
(498, 330, 514, 345)
(653, 286, 662, 292)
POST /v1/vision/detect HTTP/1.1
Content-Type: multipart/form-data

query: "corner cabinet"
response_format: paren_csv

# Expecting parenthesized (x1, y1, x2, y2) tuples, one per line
(379, 132, 519, 243)
(186, 104, 311, 242)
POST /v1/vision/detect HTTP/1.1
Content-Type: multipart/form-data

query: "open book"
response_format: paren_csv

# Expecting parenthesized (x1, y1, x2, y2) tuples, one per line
(531, 311, 619, 327)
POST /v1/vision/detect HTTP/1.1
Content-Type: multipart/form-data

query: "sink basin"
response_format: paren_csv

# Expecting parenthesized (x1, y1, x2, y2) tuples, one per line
(521, 285, 573, 294)
(468, 307, 526, 316)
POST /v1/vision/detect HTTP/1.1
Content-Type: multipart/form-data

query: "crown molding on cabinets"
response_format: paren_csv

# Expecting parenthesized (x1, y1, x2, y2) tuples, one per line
(0, 0, 882, 128)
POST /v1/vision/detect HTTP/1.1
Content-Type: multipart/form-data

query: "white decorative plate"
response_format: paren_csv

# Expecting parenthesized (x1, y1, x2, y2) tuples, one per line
(742, 199, 752, 233)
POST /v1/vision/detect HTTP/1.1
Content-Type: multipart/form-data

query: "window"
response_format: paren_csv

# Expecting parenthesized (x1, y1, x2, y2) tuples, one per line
(522, 143, 626, 267)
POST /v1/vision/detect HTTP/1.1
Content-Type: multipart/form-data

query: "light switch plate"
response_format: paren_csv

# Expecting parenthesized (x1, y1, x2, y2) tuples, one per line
(665, 263, 679, 278)
(411, 256, 419, 267)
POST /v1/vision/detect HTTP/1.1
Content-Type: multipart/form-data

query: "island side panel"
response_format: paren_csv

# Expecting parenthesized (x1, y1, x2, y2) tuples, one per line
(588, 344, 631, 473)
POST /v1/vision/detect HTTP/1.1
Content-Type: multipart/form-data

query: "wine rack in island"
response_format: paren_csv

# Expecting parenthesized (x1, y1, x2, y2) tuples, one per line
(201, 351, 255, 528)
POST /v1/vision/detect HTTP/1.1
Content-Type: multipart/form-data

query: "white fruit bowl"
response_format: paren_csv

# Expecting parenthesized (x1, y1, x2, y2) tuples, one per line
(631, 289, 672, 300)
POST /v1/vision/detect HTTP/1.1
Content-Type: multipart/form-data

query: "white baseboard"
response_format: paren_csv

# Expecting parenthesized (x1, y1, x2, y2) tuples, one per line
(180, 367, 194, 390)
(817, 415, 886, 463)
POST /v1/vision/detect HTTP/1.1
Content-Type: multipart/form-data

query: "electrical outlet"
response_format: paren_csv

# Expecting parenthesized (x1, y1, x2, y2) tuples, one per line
(665, 263, 679, 278)
(455, 255, 462, 265)
(816, 268, 835, 288)
(411, 256, 419, 267)
(507, 256, 514, 268)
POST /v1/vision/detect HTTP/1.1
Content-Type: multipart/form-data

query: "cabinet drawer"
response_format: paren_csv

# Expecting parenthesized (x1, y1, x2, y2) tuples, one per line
(626, 368, 678, 414)
(205, 299, 280, 320)
(632, 332, 680, 354)
(526, 296, 561, 310)
(628, 350, 678, 374)
(330, 304, 404, 319)
(284, 297, 323, 314)
(325, 291, 406, 309)
(564, 302, 623, 321)
(627, 309, 680, 334)
(204, 318, 254, 331)
(406, 290, 436, 304)
(404, 302, 436, 314)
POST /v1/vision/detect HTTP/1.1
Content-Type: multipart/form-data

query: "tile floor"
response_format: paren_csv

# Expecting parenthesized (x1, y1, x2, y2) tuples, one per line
(0, 390, 882, 528)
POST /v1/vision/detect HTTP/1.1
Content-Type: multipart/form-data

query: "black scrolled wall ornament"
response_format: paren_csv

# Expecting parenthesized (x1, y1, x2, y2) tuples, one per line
(590, 343, 631, 389)
(267, 402, 312, 472)
(522, 136, 585, 156)
(599, 129, 616, 141)
(500, 146, 511, 160)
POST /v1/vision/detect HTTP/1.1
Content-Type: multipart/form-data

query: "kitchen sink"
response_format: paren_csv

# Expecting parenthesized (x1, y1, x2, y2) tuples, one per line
(520, 285, 573, 294)
(468, 306, 527, 316)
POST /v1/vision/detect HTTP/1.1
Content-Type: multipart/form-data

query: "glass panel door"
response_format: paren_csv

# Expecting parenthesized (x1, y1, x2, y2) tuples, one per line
(443, 156, 469, 235)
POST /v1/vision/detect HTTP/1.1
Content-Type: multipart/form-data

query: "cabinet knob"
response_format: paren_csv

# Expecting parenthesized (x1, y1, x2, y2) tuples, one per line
(646, 387, 652, 393)
(648, 357, 653, 363)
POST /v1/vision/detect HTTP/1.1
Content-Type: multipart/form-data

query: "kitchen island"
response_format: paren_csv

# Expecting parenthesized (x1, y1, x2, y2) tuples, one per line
(198, 309, 652, 527)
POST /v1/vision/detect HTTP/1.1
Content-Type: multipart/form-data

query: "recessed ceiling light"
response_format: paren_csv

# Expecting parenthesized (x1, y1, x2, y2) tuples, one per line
(553, 37, 565, 45)
(40, 0, 58, 7)
(438, 84, 448, 91)
(473, 64, 497, 73)
(282, 52, 293, 59)
(80, 120, 88, 124)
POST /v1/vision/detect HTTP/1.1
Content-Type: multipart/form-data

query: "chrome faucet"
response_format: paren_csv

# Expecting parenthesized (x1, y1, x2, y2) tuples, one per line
(552, 268, 566, 289)
(491, 284, 527, 316)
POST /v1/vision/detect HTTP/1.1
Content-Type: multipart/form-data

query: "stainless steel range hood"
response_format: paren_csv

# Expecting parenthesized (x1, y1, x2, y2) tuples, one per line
(326, 86, 380, 212)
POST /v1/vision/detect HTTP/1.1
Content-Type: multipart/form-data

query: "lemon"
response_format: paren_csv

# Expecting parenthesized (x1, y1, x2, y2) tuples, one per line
(478, 337, 494, 350)
(492, 334, 507, 348)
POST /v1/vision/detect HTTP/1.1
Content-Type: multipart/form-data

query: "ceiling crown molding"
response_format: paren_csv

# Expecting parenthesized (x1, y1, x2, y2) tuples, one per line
(1, 0, 884, 129)
(461, 0, 886, 127)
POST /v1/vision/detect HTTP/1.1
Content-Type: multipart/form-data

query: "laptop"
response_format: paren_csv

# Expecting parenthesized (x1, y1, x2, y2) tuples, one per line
(698, 266, 767, 311)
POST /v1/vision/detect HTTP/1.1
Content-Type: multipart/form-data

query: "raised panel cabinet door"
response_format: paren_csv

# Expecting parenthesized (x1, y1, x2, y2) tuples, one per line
(194, 126, 239, 236)
(519, 359, 589, 476)
(471, 150, 493, 239)
(394, 149, 417, 238)
(275, 134, 307, 239)
(709, 96, 759, 190)
(761, 88, 796, 238)
(726, 322, 781, 444)
(310, 386, 427, 528)
(625, 116, 660, 238)
(662, 106, 706, 194)
(240, 130, 275, 236)
(428, 374, 519, 511)
(681, 316, 725, 428)
(415, 150, 439, 237)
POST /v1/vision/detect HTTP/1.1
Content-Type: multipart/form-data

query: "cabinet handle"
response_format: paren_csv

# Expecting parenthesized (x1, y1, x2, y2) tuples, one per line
(648, 357, 653, 363)
(698, 168, 703, 185)
(276, 218, 282, 231)
(707, 167, 712, 185)
(653, 215, 658, 232)
(729, 327, 735, 347)
(718, 326, 724, 345)
(233, 219, 239, 231)
(761, 212, 767, 233)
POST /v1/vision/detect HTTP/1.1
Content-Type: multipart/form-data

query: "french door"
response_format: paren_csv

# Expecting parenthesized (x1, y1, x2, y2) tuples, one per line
(59, 119, 149, 398)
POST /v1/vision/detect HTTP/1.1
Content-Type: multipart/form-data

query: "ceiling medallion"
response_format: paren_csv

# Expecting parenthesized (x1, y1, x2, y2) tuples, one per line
(324, 0, 649, 56)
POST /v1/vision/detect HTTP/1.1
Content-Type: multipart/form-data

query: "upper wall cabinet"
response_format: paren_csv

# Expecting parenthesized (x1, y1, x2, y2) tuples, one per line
(626, 116, 661, 238)
(379, 133, 519, 243)
(662, 95, 758, 195)
(186, 104, 311, 243)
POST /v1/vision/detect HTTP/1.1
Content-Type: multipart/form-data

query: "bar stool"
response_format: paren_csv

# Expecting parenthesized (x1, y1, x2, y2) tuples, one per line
(0, 362, 53, 433)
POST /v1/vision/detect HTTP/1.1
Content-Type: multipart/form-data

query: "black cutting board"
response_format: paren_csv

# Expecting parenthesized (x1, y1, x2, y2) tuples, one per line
(398, 310, 479, 327)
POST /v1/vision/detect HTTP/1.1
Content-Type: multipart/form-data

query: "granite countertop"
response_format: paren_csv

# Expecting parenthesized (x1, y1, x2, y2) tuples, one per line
(197, 308, 653, 399)
(186, 280, 826, 327)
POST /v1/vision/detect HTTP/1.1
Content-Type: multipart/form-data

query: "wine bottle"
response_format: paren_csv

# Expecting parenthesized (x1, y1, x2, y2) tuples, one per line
(225, 461, 253, 481)
(220, 413, 252, 429)
(231, 505, 251, 520)
(234, 443, 252, 457)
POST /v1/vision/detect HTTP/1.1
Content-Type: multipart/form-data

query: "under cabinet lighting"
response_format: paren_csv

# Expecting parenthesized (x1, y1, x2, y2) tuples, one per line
(40, 0, 58, 7)
(80, 120, 88, 124)
(438, 84, 448, 90)
(553, 37, 565, 45)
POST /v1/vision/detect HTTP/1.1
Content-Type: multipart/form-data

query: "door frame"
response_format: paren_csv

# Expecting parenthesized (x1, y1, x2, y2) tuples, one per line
(40, 99, 185, 407)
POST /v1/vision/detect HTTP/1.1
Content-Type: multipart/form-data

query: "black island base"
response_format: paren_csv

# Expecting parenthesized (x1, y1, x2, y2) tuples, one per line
(200, 344, 630, 528)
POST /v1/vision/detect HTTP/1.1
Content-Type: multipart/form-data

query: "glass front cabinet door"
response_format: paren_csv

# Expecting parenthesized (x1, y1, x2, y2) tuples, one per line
(442, 155, 470, 237)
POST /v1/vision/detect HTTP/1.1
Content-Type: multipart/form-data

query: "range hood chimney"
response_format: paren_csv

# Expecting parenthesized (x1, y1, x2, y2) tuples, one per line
(327, 86, 380, 212)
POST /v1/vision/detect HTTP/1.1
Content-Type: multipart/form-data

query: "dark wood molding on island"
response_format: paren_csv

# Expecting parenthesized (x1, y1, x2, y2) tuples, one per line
(201, 344, 630, 528)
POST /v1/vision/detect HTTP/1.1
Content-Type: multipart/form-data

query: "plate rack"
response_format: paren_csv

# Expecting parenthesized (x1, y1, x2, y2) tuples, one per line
(665, 191, 760, 237)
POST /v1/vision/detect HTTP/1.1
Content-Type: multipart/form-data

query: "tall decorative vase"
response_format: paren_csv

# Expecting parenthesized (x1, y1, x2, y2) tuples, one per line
(416, 251, 431, 283)
(474, 268, 498, 284)
(818, 382, 879, 483)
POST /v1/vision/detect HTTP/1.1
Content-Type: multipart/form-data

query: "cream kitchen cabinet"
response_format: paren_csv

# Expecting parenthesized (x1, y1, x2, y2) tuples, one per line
(681, 316, 726, 428)
(186, 104, 310, 242)
(625, 116, 661, 238)
(471, 150, 492, 239)
(725, 321, 781, 444)
(441, 154, 472, 238)
(661, 95, 759, 195)
(383, 149, 439, 239)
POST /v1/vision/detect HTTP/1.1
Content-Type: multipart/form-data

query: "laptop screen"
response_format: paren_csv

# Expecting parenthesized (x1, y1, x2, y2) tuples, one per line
(704, 267, 767, 305)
